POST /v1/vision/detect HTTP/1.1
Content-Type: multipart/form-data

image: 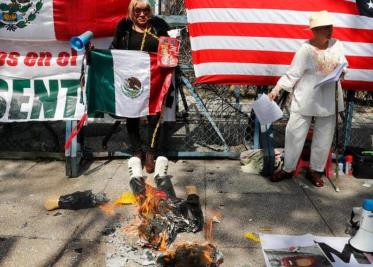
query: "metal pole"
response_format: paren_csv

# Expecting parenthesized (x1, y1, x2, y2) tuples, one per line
(343, 90, 356, 149)
(327, 82, 340, 192)
(154, 0, 160, 15)
(180, 75, 230, 152)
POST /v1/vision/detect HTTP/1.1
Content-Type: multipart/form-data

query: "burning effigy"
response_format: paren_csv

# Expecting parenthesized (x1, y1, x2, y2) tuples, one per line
(103, 156, 223, 267)
(157, 242, 224, 267)
(129, 157, 204, 250)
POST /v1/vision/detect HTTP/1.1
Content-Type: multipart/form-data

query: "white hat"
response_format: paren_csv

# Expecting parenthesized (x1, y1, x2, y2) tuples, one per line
(309, 10, 333, 29)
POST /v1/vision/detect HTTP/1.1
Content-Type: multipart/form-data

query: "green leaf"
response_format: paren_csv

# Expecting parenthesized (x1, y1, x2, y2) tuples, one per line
(0, 3, 9, 11)
(9, 4, 19, 13)
(19, 4, 30, 13)
(28, 13, 36, 21)
(36, 1, 43, 11)
(16, 21, 26, 28)
(9, 5, 19, 13)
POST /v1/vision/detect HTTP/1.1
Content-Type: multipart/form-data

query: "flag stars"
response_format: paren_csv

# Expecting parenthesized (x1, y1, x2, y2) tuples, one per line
(368, 0, 373, 9)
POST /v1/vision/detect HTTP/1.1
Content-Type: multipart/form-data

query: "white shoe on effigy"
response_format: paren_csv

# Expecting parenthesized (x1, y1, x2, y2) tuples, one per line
(128, 157, 142, 178)
(154, 156, 168, 178)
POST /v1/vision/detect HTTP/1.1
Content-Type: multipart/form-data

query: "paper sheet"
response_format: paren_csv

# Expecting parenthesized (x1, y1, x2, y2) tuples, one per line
(252, 94, 283, 125)
(314, 62, 347, 89)
(260, 234, 373, 267)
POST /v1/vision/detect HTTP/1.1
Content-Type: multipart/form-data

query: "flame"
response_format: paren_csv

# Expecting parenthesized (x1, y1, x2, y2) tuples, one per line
(99, 191, 137, 217)
(161, 243, 220, 266)
(159, 231, 168, 251)
(99, 203, 116, 217)
(202, 249, 214, 264)
(135, 184, 171, 250)
(204, 211, 222, 241)
(138, 184, 167, 218)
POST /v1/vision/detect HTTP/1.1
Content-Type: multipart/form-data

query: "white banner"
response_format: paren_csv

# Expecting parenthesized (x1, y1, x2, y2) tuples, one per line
(0, 38, 111, 122)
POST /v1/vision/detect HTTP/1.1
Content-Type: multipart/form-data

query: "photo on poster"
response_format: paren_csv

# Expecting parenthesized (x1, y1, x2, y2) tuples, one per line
(264, 244, 332, 267)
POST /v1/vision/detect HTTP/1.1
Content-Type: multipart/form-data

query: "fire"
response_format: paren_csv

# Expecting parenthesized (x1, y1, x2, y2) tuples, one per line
(137, 184, 167, 218)
(157, 243, 224, 267)
(99, 191, 137, 217)
(204, 211, 222, 241)
(202, 245, 215, 264)
(136, 184, 171, 249)
(158, 231, 168, 251)
(99, 203, 116, 217)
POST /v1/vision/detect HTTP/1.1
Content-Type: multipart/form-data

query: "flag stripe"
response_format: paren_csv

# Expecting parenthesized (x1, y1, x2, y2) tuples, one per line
(149, 55, 173, 114)
(188, 23, 373, 43)
(190, 36, 373, 57)
(192, 50, 294, 65)
(186, 0, 373, 89)
(87, 50, 116, 116)
(53, 0, 130, 40)
(186, 8, 373, 30)
(194, 63, 373, 82)
(194, 75, 373, 91)
(192, 50, 373, 70)
(185, 0, 359, 15)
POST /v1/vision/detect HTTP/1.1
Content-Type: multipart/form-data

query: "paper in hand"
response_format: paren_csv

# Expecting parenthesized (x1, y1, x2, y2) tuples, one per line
(314, 62, 347, 89)
(252, 94, 283, 125)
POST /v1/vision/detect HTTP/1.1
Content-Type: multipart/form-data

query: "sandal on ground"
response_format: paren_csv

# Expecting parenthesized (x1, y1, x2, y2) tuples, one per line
(270, 169, 292, 182)
(306, 170, 324, 187)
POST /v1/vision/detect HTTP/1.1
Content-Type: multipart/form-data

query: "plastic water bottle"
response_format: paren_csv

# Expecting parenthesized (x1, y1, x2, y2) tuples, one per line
(345, 155, 353, 176)
(338, 162, 344, 176)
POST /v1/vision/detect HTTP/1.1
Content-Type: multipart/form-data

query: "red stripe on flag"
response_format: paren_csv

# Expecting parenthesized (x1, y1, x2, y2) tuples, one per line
(192, 50, 294, 65)
(346, 56, 373, 70)
(53, 0, 130, 40)
(192, 50, 373, 70)
(189, 23, 373, 43)
(187, 0, 373, 90)
(185, 0, 359, 15)
(194, 75, 280, 86)
(195, 75, 373, 91)
(149, 54, 173, 115)
(342, 80, 373, 90)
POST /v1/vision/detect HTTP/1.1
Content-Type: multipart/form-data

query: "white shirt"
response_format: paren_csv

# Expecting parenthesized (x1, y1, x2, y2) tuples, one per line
(277, 38, 347, 117)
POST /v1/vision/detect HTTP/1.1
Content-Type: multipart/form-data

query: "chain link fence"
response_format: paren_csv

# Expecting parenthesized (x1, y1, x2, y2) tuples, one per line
(0, 0, 372, 157)
(347, 91, 373, 149)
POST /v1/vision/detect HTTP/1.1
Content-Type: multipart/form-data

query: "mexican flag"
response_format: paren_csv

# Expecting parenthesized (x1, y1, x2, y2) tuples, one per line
(86, 50, 173, 118)
(0, 0, 129, 41)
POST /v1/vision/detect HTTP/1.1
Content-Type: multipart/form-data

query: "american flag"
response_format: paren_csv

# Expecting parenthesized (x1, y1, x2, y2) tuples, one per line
(185, 0, 373, 90)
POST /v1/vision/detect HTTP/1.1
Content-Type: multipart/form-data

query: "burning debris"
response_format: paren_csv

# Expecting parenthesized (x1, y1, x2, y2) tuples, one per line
(105, 156, 223, 267)
(157, 242, 224, 267)
(130, 176, 204, 250)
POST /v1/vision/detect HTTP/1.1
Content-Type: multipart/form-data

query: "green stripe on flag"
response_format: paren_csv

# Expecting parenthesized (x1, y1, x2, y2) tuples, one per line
(87, 50, 116, 117)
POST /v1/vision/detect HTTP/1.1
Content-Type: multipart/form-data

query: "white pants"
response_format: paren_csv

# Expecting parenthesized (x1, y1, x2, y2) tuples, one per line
(283, 113, 336, 173)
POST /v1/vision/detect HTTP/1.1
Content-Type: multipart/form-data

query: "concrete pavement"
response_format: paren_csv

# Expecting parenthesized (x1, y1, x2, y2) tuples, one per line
(0, 159, 372, 266)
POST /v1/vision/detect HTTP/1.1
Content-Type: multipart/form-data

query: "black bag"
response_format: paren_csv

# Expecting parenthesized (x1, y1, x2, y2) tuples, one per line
(345, 147, 373, 179)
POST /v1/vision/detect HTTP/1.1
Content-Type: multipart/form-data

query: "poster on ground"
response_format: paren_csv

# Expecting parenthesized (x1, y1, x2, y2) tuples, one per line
(261, 234, 373, 267)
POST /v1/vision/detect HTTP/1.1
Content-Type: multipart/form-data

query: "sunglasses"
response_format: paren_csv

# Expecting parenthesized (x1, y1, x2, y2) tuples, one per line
(134, 7, 151, 16)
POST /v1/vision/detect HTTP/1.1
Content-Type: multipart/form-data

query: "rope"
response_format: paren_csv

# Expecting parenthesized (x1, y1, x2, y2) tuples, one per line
(140, 27, 159, 51)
